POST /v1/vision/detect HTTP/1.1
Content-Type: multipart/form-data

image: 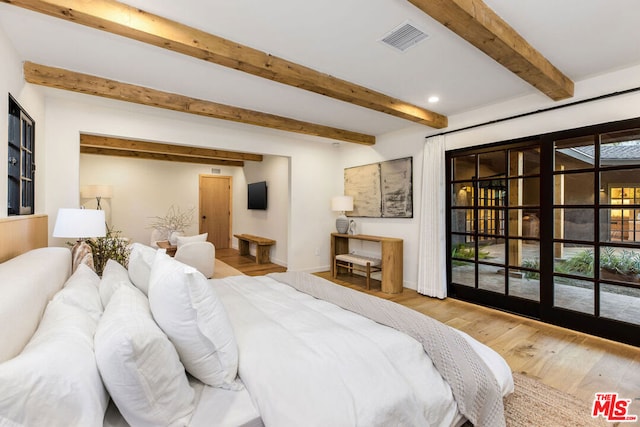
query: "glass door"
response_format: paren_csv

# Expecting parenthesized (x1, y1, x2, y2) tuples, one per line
(447, 119, 640, 346)
(448, 142, 541, 318)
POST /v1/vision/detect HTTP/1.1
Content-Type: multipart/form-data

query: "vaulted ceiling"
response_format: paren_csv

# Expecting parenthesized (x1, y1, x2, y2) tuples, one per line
(1, 0, 639, 144)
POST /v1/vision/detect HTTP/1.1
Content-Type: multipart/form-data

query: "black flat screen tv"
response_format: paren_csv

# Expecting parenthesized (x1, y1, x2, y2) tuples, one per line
(247, 181, 268, 210)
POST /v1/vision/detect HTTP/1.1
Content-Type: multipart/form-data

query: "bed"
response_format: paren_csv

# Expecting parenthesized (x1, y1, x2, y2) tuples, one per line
(0, 224, 512, 427)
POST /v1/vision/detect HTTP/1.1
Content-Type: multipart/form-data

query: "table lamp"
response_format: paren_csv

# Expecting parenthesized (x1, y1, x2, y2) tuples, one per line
(53, 208, 106, 272)
(80, 185, 113, 210)
(331, 196, 353, 234)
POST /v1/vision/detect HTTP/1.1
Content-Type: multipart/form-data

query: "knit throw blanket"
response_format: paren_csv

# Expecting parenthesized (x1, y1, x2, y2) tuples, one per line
(268, 272, 505, 427)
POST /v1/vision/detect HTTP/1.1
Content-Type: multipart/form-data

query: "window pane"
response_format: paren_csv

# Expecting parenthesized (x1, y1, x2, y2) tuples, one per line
(451, 183, 474, 207)
(451, 260, 475, 287)
(451, 209, 474, 233)
(451, 235, 474, 251)
(601, 170, 640, 201)
(600, 128, 640, 167)
(600, 208, 640, 244)
(452, 155, 476, 181)
(600, 284, 640, 326)
(509, 240, 539, 268)
(554, 245, 594, 278)
(554, 208, 594, 241)
(599, 247, 640, 284)
(509, 177, 540, 206)
(509, 270, 540, 301)
(509, 209, 540, 238)
(509, 146, 540, 177)
(477, 180, 506, 206)
(477, 209, 504, 236)
(554, 172, 594, 205)
(477, 240, 504, 265)
(554, 135, 595, 171)
(478, 263, 504, 293)
(478, 151, 506, 178)
(554, 278, 594, 314)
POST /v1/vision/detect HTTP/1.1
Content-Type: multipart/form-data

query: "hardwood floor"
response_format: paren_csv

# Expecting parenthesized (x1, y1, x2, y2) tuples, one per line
(217, 248, 640, 406)
(216, 247, 286, 276)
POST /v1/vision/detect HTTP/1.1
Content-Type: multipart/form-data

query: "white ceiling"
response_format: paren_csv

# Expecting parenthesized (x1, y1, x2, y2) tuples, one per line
(1, 0, 639, 139)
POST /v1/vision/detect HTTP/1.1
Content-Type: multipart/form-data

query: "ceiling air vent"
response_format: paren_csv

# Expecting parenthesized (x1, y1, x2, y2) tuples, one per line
(380, 21, 429, 52)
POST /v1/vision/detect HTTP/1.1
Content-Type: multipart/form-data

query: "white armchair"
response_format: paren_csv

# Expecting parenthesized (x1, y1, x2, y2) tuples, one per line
(174, 241, 215, 279)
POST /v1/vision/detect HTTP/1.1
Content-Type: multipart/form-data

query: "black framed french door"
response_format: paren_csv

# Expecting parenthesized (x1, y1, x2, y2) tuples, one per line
(446, 117, 640, 347)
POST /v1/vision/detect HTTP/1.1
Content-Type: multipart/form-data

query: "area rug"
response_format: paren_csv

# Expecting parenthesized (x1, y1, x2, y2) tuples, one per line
(213, 259, 244, 278)
(502, 372, 614, 427)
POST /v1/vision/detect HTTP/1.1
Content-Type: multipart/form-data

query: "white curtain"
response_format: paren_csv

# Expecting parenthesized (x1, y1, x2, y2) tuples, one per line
(417, 135, 447, 298)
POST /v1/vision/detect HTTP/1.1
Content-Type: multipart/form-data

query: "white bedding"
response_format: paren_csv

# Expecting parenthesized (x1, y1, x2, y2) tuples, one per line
(211, 275, 513, 427)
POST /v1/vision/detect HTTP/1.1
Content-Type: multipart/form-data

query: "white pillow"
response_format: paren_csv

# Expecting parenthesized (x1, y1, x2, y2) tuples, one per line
(53, 263, 103, 322)
(127, 243, 157, 295)
(99, 259, 135, 307)
(95, 285, 195, 427)
(175, 232, 208, 248)
(149, 251, 239, 388)
(0, 298, 108, 427)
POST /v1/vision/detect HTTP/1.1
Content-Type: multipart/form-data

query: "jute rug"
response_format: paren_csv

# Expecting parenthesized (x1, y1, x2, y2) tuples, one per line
(212, 259, 244, 278)
(501, 372, 615, 427)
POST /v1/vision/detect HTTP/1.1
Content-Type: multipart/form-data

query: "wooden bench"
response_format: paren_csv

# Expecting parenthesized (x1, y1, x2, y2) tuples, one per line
(333, 253, 382, 290)
(234, 234, 276, 264)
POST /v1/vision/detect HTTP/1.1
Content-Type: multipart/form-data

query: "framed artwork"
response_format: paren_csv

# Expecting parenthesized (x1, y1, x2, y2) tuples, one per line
(344, 157, 413, 218)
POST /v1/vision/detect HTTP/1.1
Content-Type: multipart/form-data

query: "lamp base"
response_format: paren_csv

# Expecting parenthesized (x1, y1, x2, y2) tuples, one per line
(71, 240, 95, 273)
(336, 215, 349, 234)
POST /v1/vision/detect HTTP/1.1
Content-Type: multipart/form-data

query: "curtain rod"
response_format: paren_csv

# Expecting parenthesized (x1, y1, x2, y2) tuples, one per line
(427, 85, 640, 138)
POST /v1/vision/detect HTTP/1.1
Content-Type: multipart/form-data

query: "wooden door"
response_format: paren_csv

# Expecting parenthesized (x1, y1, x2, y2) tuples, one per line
(199, 175, 232, 249)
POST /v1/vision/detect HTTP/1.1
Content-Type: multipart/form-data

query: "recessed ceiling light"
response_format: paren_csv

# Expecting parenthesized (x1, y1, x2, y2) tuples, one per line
(428, 96, 440, 103)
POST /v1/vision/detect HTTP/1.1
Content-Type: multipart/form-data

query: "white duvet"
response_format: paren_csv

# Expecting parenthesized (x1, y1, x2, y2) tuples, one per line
(211, 275, 512, 427)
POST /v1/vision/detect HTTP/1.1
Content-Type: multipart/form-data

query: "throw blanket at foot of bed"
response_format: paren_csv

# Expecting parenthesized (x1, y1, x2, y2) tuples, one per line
(269, 272, 506, 427)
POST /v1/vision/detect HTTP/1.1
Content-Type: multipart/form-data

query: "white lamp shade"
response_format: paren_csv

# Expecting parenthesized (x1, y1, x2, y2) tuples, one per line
(53, 208, 106, 239)
(331, 196, 353, 212)
(80, 185, 113, 199)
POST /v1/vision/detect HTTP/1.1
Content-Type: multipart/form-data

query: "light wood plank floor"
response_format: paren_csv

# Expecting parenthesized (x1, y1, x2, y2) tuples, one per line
(217, 248, 640, 406)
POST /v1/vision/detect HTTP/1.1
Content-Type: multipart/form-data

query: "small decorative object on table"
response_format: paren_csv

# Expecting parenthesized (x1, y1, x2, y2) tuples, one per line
(331, 196, 353, 234)
(148, 205, 195, 244)
(53, 208, 106, 273)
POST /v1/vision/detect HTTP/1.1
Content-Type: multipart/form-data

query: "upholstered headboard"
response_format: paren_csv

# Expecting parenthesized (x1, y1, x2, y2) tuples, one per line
(0, 214, 48, 263)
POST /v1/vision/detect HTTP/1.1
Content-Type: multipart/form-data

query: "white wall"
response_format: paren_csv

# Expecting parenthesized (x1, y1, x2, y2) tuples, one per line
(42, 91, 340, 271)
(234, 155, 290, 265)
(0, 26, 46, 218)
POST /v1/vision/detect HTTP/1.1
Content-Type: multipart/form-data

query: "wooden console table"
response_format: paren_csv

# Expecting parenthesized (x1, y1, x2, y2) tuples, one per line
(330, 233, 403, 294)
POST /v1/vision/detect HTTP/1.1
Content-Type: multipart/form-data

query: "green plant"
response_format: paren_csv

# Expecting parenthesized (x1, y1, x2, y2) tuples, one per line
(451, 244, 490, 260)
(600, 247, 640, 276)
(555, 249, 594, 276)
(521, 258, 540, 280)
(87, 226, 131, 276)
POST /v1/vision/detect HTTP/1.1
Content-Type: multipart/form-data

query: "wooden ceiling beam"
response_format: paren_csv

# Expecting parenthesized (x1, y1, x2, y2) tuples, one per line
(80, 134, 263, 162)
(80, 146, 246, 167)
(407, 0, 574, 100)
(7, 0, 448, 128)
(24, 62, 375, 145)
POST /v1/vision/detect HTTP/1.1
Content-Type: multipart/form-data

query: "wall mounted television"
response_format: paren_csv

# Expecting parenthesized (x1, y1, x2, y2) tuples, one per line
(247, 181, 268, 210)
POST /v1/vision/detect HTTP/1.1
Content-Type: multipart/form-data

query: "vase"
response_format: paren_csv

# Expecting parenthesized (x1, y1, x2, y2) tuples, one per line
(169, 231, 184, 245)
